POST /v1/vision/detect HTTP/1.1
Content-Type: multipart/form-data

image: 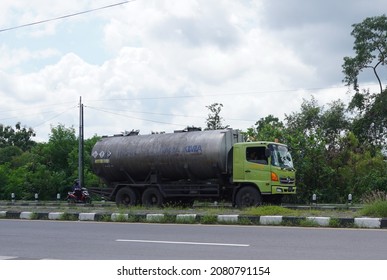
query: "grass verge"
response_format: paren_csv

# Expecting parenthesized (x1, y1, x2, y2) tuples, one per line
(360, 200, 387, 218)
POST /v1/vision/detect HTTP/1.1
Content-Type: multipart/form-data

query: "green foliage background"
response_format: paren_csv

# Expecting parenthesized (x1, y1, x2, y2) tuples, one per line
(244, 96, 386, 204)
(0, 124, 100, 200)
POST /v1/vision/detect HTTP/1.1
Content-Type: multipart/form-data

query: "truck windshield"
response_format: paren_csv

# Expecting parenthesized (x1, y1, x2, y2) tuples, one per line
(269, 144, 294, 170)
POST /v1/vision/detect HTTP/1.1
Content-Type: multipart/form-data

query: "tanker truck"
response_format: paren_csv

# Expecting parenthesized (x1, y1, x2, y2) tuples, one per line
(91, 128, 296, 207)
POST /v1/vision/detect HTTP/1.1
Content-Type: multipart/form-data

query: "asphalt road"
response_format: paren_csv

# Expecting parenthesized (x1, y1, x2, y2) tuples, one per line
(0, 219, 386, 260)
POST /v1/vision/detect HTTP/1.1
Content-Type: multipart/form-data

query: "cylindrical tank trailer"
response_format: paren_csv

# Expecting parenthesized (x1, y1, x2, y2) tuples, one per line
(91, 129, 243, 183)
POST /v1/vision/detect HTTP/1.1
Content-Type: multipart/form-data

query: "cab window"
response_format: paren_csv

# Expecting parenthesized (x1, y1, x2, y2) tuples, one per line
(246, 147, 268, 165)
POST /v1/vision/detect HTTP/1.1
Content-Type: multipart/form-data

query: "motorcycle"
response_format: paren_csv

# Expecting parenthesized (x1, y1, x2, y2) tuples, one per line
(67, 187, 91, 204)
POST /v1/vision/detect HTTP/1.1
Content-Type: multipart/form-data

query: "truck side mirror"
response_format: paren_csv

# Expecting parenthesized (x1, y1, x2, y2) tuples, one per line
(265, 148, 271, 158)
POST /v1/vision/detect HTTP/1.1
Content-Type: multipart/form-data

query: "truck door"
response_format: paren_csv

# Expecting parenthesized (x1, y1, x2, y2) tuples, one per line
(243, 146, 271, 192)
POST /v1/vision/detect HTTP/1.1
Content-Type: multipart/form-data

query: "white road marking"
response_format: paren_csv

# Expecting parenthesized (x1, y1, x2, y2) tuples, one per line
(116, 239, 249, 247)
(0, 255, 57, 260)
(0, 256, 17, 260)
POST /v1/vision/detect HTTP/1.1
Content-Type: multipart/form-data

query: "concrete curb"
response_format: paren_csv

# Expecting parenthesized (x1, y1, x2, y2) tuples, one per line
(354, 217, 381, 228)
(111, 213, 129, 222)
(1, 210, 386, 229)
(306, 216, 330, 227)
(176, 214, 197, 222)
(20, 211, 34, 219)
(79, 213, 96, 221)
(217, 215, 239, 223)
(48, 212, 64, 220)
(260, 215, 283, 225)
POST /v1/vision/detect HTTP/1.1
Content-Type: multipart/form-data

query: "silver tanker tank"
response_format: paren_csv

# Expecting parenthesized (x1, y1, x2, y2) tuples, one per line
(91, 129, 243, 183)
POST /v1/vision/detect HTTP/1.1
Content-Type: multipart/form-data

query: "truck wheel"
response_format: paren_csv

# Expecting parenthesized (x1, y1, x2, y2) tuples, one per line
(142, 188, 164, 207)
(115, 187, 138, 207)
(235, 186, 261, 208)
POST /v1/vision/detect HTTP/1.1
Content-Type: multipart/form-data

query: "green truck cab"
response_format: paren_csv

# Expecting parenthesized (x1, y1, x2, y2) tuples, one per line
(232, 141, 296, 205)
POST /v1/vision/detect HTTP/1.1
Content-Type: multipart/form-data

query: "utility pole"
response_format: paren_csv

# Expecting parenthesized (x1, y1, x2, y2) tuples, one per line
(78, 96, 84, 188)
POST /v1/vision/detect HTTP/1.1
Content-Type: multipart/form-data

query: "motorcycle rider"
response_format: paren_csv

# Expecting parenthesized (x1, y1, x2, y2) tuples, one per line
(72, 179, 82, 201)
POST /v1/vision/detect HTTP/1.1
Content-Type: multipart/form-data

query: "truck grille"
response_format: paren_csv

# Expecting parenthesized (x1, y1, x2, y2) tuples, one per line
(280, 177, 295, 184)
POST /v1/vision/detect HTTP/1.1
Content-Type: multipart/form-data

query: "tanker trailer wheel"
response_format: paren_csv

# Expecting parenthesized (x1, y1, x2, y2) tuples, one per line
(115, 187, 138, 207)
(142, 188, 164, 207)
(235, 186, 262, 208)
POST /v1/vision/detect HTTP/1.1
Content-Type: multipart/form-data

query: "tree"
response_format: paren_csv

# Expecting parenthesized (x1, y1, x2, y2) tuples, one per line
(337, 132, 387, 199)
(205, 103, 229, 130)
(342, 15, 387, 149)
(349, 89, 387, 148)
(321, 100, 350, 155)
(0, 146, 23, 164)
(342, 14, 387, 93)
(0, 122, 36, 151)
(284, 98, 330, 203)
(245, 115, 285, 142)
(45, 124, 77, 176)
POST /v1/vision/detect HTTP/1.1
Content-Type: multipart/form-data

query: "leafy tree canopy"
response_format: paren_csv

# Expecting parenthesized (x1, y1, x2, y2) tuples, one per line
(0, 122, 36, 151)
(342, 14, 387, 93)
(245, 115, 285, 142)
(342, 15, 387, 149)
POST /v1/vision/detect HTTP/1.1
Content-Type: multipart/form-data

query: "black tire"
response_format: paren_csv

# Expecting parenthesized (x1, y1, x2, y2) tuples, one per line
(141, 188, 164, 207)
(235, 186, 262, 208)
(115, 187, 138, 207)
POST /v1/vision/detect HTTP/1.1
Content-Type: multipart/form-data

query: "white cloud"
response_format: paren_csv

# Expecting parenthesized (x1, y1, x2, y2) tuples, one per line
(0, 46, 60, 72)
(0, 0, 385, 142)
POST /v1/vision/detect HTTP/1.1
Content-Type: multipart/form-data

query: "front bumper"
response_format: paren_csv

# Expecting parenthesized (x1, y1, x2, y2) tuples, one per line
(272, 185, 297, 194)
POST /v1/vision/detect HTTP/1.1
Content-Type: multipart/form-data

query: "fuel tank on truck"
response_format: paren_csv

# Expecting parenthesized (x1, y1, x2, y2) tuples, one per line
(91, 129, 243, 183)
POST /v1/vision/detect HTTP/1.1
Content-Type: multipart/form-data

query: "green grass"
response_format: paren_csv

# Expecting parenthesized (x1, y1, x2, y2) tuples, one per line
(360, 200, 387, 218)
(200, 215, 218, 224)
(298, 219, 319, 227)
(60, 212, 78, 221)
(242, 205, 297, 216)
(113, 213, 128, 222)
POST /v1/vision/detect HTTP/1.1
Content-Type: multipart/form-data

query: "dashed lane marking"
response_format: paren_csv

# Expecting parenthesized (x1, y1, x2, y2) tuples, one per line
(116, 239, 250, 247)
(0, 256, 18, 260)
(0, 255, 55, 260)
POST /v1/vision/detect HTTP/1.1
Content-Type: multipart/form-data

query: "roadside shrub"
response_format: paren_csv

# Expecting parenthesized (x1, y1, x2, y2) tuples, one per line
(361, 190, 387, 204)
(200, 215, 217, 224)
(60, 212, 78, 221)
(360, 200, 387, 218)
(113, 213, 128, 222)
(328, 218, 340, 228)
(238, 217, 255, 225)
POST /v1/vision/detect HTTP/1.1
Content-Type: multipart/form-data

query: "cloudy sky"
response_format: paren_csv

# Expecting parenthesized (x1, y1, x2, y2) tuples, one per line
(0, 0, 385, 142)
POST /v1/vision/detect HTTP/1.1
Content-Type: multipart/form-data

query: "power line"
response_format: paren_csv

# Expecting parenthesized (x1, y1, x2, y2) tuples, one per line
(86, 106, 190, 127)
(0, 107, 71, 122)
(0, 1, 135, 33)
(86, 105, 256, 122)
(0, 101, 75, 114)
(85, 85, 353, 103)
(32, 106, 77, 128)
